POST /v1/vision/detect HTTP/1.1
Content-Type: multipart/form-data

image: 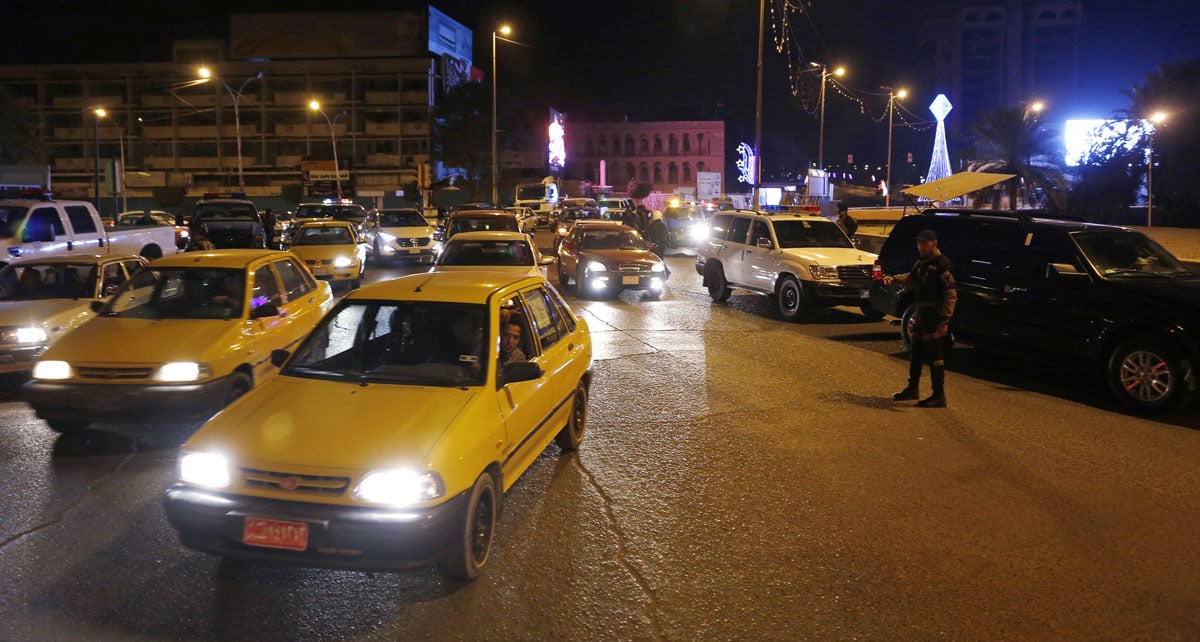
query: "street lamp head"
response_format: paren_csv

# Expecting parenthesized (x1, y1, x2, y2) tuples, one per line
(1150, 111, 1168, 124)
(833, 66, 846, 77)
(1031, 101, 1045, 113)
(197, 67, 212, 80)
(94, 108, 107, 118)
(897, 88, 908, 99)
(309, 100, 321, 112)
(498, 25, 511, 36)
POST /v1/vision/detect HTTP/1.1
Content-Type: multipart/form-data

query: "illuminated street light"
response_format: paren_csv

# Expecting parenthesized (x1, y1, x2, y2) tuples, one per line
(883, 87, 907, 207)
(492, 24, 513, 206)
(1147, 111, 1168, 227)
(811, 62, 846, 171)
(197, 67, 263, 191)
(92, 108, 105, 213)
(310, 100, 347, 200)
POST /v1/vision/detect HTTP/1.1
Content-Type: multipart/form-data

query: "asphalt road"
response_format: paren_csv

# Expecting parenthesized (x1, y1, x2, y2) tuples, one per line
(1, 230, 1198, 640)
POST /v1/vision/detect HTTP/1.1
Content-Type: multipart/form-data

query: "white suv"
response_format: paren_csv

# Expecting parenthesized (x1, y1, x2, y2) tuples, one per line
(694, 210, 881, 321)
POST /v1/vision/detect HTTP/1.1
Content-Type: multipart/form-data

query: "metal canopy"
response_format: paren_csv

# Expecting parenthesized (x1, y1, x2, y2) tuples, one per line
(901, 172, 1016, 201)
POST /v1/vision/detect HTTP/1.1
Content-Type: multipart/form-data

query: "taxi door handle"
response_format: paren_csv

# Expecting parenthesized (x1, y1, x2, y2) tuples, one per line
(1003, 285, 1028, 294)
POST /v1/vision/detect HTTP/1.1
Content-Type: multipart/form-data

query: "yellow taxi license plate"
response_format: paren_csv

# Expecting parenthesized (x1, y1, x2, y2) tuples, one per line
(622, 276, 639, 285)
(243, 517, 308, 551)
(408, 248, 420, 254)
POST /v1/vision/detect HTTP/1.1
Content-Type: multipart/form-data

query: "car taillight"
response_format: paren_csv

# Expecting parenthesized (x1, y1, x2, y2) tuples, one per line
(872, 260, 884, 282)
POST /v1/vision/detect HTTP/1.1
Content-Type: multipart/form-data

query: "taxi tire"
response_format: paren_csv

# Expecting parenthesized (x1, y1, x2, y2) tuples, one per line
(46, 420, 89, 435)
(440, 471, 500, 581)
(555, 384, 588, 451)
(777, 276, 808, 322)
(706, 264, 732, 302)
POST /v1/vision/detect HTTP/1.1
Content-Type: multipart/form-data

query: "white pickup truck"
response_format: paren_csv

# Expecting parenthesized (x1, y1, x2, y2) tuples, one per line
(0, 197, 177, 265)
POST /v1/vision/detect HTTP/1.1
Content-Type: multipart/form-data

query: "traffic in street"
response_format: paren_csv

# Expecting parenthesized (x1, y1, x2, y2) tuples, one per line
(1, 225, 1199, 640)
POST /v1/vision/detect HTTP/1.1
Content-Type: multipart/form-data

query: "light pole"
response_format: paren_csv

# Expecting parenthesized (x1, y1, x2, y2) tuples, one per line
(92, 108, 105, 214)
(753, 0, 765, 207)
(812, 63, 845, 172)
(198, 67, 262, 191)
(883, 87, 907, 207)
(310, 100, 347, 200)
(491, 24, 512, 206)
(1147, 111, 1168, 228)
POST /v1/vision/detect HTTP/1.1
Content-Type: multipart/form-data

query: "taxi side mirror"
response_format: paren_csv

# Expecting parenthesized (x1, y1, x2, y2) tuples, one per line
(756, 237, 773, 249)
(540, 255, 557, 265)
(250, 302, 279, 319)
(500, 361, 542, 385)
(270, 349, 290, 368)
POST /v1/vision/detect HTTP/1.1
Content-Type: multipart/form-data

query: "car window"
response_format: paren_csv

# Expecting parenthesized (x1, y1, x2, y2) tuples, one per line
(379, 211, 426, 227)
(968, 223, 1023, 272)
(102, 262, 126, 296)
(252, 266, 283, 309)
(522, 287, 567, 351)
(122, 259, 145, 278)
(293, 225, 354, 245)
(274, 258, 314, 301)
(1073, 230, 1188, 278)
(24, 208, 65, 241)
(64, 205, 98, 234)
(542, 284, 576, 333)
(772, 219, 853, 249)
(708, 214, 733, 241)
(749, 220, 772, 246)
(104, 267, 245, 319)
(1018, 229, 1083, 277)
(441, 239, 534, 266)
(726, 216, 752, 245)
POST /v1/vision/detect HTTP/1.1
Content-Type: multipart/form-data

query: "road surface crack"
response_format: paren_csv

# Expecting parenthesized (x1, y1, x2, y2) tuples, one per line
(572, 454, 666, 641)
(0, 448, 138, 552)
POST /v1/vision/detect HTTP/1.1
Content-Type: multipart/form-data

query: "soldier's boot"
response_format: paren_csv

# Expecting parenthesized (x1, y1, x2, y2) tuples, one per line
(893, 354, 923, 400)
(917, 365, 947, 408)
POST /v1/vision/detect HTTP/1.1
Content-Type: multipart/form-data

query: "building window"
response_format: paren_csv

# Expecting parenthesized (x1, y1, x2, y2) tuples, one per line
(683, 134, 691, 153)
(612, 135, 621, 156)
(639, 136, 649, 155)
(598, 137, 609, 154)
(697, 161, 706, 173)
(669, 134, 678, 155)
(697, 133, 706, 155)
(625, 136, 636, 156)
(639, 162, 649, 182)
(584, 137, 594, 156)
(653, 162, 663, 183)
(653, 135, 663, 155)
(682, 162, 692, 184)
(668, 162, 678, 184)
(625, 162, 636, 185)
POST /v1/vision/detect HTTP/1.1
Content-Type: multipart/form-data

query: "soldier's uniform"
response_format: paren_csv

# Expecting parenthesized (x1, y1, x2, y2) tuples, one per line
(892, 229, 957, 407)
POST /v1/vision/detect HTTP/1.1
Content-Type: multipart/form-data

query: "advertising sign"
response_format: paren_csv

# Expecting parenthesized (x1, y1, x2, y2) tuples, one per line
(696, 171, 722, 200)
(548, 109, 566, 174)
(427, 6, 473, 66)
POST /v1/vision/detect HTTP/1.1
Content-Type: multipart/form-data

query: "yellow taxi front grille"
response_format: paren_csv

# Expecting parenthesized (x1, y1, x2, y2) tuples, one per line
(75, 366, 155, 380)
(241, 467, 351, 495)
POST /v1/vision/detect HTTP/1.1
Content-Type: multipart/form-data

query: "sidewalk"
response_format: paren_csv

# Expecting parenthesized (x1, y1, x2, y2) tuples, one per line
(1136, 226, 1200, 264)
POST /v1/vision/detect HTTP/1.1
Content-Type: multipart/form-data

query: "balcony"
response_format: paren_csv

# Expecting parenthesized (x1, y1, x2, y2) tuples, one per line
(54, 158, 88, 171)
(402, 90, 432, 106)
(52, 95, 122, 109)
(365, 92, 401, 105)
(401, 123, 429, 137)
(366, 154, 401, 167)
(365, 123, 400, 136)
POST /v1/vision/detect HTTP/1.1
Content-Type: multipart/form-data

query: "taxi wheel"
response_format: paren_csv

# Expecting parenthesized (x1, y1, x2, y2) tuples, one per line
(350, 279, 362, 289)
(225, 373, 252, 407)
(555, 384, 588, 451)
(46, 420, 89, 435)
(777, 276, 808, 322)
(440, 471, 500, 581)
(706, 264, 732, 302)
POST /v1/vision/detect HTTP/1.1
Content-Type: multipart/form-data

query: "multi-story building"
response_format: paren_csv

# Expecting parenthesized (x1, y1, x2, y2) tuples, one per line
(921, 0, 1082, 126)
(563, 120, 726, 197)
(0, 8, 474, 213)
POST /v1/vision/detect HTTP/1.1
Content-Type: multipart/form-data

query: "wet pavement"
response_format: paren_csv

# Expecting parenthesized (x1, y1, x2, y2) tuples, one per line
(1, 230, 1199, 640)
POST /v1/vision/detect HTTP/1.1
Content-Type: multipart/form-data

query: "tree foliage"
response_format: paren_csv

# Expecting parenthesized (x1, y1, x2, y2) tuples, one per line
(432, 82, 490, 201)
(968, 105, 1067, 211)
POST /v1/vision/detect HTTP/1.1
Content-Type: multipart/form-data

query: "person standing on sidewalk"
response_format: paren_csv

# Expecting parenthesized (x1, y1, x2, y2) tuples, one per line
(883, 229, 957, 407)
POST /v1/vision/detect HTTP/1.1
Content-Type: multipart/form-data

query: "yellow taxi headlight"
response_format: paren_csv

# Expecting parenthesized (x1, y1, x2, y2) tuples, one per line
(333, 256, 353, 268)
(16, 327, 48, 344)
(154, 361, 212, 382)
(32, 360, 72, 380)
(179, 452, 231, 488)
(353, 470, 445, 506)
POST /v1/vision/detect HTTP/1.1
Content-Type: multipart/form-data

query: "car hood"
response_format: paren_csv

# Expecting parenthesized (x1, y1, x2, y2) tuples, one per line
(188, 376, 477, 470)
(290, 245, 358, 261)
(582, 248, 662, 266)
(780, 247, 877, 265)
(433, 264, 540, 277)
(201, 220, 259, 230)
(42, 317, 239, 363)
(1106, 274, 1200, 311)
(0, 299, 92, 328)
(379, 225, 433, 237)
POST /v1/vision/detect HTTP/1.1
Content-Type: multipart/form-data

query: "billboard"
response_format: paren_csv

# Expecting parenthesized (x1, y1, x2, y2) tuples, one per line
(548, 109, 566, 174)
(427, 6, 473, 67)
(230, 12, 423, 60)
(697, 171, 722, 199)
(1064, 119, 1149, 166)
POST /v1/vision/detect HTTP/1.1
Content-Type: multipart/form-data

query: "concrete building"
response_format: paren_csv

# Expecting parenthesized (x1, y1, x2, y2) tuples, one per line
(563, 120, 726, 197)
(0, 8, 474, 213)
(921, 0, 1083, 126)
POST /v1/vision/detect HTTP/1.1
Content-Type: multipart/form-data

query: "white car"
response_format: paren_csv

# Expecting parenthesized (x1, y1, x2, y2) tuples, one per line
(0, 254, 146, 373)
(371, 208, 437, 265)
(431, 231, 554, 279)
(504, 206, 538, 233)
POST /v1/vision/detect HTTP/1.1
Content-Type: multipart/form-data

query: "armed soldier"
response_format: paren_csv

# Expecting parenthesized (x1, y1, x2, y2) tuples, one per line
(883, 229, 957, 408)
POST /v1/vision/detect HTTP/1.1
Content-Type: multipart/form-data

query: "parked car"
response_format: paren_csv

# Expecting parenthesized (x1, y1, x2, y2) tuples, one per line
(597, 197, 634, 220)
(696, 210, 881, 321)
(189, 194, 266, 250)
(661, 205, 708, 248)
(0, 254, 146, 373)
(23, 249, 334, 434)
(504, 206, 538, 233)
(291, 201, 370, 242)
(557, 198, 600, 221)
(870, 209, 1200, 414)
(115, 210, 190, 250)
(286, 220, 368, 289)
(435, 210, 522, 245)
(369, 208, 437, 265)
(557, 221, 667, 299)
(432, 231, 553, 279)
(163, 270, 592, 579)
(0, 195, 177, 263)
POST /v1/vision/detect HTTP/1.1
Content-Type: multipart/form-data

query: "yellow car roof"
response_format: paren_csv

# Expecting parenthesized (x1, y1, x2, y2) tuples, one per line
(8, 253, 145, 266)
(150, 249, 287, 269)
(348, 271, 542, 304)
(296, 220, 356, 230)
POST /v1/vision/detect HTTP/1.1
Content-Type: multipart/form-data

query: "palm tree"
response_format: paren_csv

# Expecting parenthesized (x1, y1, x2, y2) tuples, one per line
(969, 105, 1067, 211)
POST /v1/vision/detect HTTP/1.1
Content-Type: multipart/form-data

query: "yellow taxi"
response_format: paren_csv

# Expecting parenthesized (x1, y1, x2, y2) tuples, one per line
(286, 220, 367, 289)
(22, 250, 334, 435)
(163, 271, 592, 580)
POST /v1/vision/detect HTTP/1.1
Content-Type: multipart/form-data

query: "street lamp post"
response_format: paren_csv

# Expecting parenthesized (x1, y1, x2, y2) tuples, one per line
(884, 87, 907, 207)
(491, 25, 512, 206)
(753, 0, 765, 207)
(1147, 111, 1168, 228)
(198, 67, 262, 191)
(92, 108, 105, 214)
(310, 101, 347, 200)
(812, 63, 845, 172)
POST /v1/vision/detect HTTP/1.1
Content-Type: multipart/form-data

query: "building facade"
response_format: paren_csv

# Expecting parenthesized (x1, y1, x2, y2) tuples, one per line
(0, 9, 473, 212)
(563, 121, 726, 197)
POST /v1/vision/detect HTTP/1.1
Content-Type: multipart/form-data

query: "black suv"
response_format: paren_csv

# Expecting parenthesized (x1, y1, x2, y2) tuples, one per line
(189, 195, 266, 250)
(870, 209, 1200, 414)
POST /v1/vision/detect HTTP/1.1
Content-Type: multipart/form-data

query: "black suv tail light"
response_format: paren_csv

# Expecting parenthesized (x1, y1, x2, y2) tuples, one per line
(872, 260, 884, 282)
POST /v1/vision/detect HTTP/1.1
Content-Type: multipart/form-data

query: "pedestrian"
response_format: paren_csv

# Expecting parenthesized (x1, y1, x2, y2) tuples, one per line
(261, 208, 276, 247)
(882, 229, 957, 407)
(646, 211, 669, 260)
(622, 206, 640, 230)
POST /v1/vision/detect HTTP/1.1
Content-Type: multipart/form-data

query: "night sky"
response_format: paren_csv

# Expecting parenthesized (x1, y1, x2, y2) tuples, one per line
(8, 0, 1198, 175)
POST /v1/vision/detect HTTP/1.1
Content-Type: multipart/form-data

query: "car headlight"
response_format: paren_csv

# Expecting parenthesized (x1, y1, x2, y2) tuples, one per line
(32, 360, 72, 380)
(154, 361, 212, 382)
(650, 262, 666, 273)
(690, 225, 708, 241)
(353, 470, 445, 506)
(810, 265, 840, 281)
(179, 452, 231, 488)
(587, 260, 608, 272)
(379, 232, 397, 242)
(15, 327, 48, 344)
(333, 256, 353, 268)
(179, 229, 190, 238)
(557, 226, 568, 235)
